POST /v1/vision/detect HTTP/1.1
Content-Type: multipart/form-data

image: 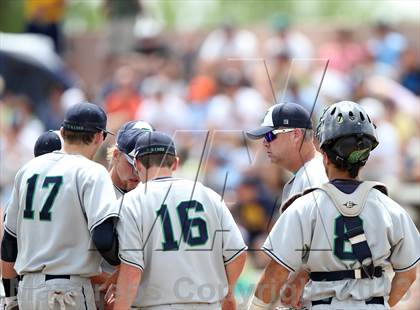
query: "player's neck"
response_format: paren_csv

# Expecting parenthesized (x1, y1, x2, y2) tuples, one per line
(142, 167, 173, 182)
(327, 167, 358, 181)
(63, 144, 96, 160)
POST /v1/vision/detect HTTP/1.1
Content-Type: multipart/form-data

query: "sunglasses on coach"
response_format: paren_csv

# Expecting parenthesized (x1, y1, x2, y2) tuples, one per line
(264, 128, 295, 142)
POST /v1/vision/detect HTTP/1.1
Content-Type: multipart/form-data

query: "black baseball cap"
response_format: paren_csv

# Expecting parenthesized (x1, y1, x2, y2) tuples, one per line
(62, 102, 113, 135)
(246, 102, 312, 139)
(134, 131, 177, 158)
(117, 120, 154, 165)
(34, 130, 62, 157)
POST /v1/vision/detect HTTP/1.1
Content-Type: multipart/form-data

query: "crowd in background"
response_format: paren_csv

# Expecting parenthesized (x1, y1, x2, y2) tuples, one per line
(0, 0, 419, 265)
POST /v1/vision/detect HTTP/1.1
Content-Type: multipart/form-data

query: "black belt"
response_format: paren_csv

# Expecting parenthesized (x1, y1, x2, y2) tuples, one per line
(312, 296, 384, 306)
(310, 266, 382, 281)
(45, 274, 71, 281)
(21, 274, 71, 281)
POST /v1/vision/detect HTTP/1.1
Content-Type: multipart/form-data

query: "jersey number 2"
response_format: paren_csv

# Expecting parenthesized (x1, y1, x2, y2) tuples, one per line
(156, 200, 208, 250)
(24, 174, 63, 221)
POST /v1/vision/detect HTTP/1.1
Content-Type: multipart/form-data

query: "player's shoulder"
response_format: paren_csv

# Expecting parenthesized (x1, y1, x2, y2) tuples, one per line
(283, 187, 325, 216)
(16, 152, 57, 177)
(71, 154, 109, 175)
(367, 187, 407, 216)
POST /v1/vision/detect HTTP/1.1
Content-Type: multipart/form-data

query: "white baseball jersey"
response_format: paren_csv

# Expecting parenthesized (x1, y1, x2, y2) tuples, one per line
(264, 182, 420, 302)
(281, 154, 328, 211)
(113, 185, 125, 199)
(4, 151, 119, 277)
(117, 177, 247, 307)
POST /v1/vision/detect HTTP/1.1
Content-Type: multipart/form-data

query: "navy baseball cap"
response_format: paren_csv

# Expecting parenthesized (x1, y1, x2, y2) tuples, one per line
(246, 102, 312, 139)
(117, 120, 154, 165)
(62, 102, 112, 135)
(134, 132, 177, 158)
(34, 130, 62, 157)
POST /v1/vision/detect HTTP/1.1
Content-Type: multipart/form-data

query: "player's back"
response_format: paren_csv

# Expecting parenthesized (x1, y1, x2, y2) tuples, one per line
(119, 177, 246, 307)
(286, 186, 420, 301)
(5, 151, 115, 277)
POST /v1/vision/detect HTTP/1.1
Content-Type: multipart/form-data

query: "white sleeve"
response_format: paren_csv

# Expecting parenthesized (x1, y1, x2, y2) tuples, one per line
(80, 166, 119, 231)
(389, 207, 420, 272)
(117, 197, 144, 270)
(4, 171, 22, 237)
(220, 202, 247, 264)
(262, 204, 308, 272)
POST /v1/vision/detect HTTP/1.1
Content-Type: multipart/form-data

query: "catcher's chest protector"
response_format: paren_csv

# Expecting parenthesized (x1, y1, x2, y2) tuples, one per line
(316, 181, 388, 280)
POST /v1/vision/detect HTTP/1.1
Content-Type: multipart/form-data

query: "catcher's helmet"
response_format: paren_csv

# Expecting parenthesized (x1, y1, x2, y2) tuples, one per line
(316, 101, 378, 167)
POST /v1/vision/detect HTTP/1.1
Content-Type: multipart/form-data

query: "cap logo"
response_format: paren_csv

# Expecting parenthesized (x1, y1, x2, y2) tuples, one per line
(283, 119, 289, 125)
(64, 124, 88, 131)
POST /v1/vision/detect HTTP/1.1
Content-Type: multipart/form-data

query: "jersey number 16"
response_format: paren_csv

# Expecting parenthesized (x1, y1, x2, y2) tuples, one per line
(156, 200, 208, 251)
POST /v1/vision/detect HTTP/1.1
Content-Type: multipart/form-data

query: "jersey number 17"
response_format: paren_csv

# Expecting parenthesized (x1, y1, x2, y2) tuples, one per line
(23, 174, 63, 221)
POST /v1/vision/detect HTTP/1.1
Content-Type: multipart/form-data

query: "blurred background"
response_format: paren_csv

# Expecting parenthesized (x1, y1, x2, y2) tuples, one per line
(0, 0, 419, 308)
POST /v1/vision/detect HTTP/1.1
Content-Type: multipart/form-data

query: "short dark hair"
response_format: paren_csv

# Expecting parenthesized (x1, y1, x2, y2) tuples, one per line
(138, 153, 176, 169)
(326, 152, 362, 178)
(62, 129, 96, 145)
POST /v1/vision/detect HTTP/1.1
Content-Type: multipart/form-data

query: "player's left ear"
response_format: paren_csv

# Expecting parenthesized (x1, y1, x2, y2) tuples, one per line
(293, 128, 304, 144)
(171, 157, 180, 171)
(94, 131, 103, 144)
(321, 150, 329, 166)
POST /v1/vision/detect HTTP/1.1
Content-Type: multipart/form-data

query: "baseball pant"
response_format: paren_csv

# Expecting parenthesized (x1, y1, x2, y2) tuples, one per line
(17, 273, 96, 310)
(311, 297, 389, 309)
(132, 302, 221, 310)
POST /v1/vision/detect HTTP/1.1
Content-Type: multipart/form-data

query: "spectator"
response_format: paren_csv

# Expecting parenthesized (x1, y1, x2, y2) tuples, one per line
(198, 22, 258, 63)
(24, 0, 66, 53)
(399, 47, 420, 96)
(233, 176, 276, 245)
(359, 97, 401, 183)
(319, 29, 366, 74)
(137, 76, 191, 133)
(0, 95, 44, 205)
(367, 20, 407, 74)
(206, 68, 266, 130)
(104, 66, 142, 124)
(264, 15, 313, 70)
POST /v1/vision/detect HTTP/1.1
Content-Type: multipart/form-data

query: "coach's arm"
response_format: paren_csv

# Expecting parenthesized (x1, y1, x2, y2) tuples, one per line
(248, 259, 290, 309)
(222, 251, 247, 310)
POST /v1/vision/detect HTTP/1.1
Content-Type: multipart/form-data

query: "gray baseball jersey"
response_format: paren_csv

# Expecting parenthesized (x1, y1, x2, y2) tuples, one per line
(117, 177, 247, 307)
(263, 182, 420, 302)
(281, 154, 328, 211)
(4, 151, 119, 276)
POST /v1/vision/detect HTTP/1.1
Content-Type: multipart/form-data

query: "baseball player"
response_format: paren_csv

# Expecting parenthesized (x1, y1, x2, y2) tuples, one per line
(248, 101, 419, 309)
(247, 102, 328, 307)
(1, 130, 64, 310)
(113, 131, 247, 310)
(108, 120, 153, 198)
(1, 102, 121, 310)
(97, 120, 154, 308)
(33, 130, 63, 157)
